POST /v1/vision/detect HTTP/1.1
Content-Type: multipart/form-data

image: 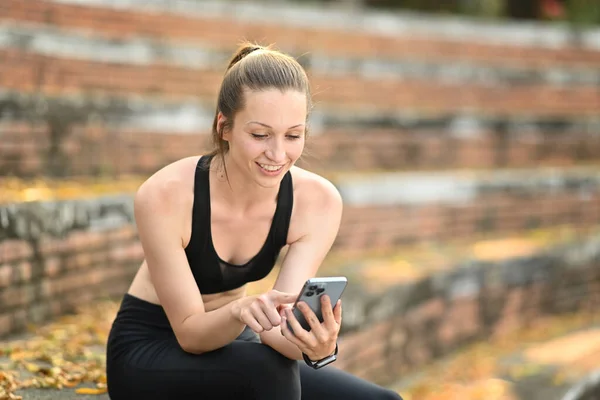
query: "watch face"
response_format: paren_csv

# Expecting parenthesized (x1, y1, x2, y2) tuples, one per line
(303, 343, 339, 369)
(314, 355, 337, 369)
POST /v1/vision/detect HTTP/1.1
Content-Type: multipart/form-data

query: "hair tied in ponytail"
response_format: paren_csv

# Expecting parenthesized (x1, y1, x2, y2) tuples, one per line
(227, 45, 263, 71)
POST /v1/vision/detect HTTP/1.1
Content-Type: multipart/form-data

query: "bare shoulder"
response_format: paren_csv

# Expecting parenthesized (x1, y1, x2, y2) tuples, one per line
(289, 166, 343, 230)
(134, 156, 200, 221)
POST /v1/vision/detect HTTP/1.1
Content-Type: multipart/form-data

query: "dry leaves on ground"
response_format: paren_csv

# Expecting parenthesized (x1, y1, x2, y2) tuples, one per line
(0, 300, 119, 399)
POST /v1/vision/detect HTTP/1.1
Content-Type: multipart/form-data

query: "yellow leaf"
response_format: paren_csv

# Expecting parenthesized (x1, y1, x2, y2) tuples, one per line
(553, 372, 568, 386)
(24, 363, 40, 373)
(75, 387, 108, 395)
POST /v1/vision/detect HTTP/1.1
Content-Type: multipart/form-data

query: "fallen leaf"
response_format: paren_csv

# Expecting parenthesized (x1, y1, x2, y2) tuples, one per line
(75, 387, 108, 395)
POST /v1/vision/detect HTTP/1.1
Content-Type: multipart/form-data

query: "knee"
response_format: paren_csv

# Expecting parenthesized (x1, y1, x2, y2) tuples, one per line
(263, 347, 298, 376)
(245, 345, 301, 398)
(266, 348, 300, 385)
(245, 344, 299, 381)
(379, 388, 404, 400)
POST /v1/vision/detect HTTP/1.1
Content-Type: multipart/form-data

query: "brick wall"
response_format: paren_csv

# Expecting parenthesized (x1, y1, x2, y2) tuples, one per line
(2, 46, 599, 114)
(336, 193, 600, 252)
(0, 197, 142, 337)
(0, 227, 141, 337)
(1, 0, 600, 177)
(3, 122, 600, 177)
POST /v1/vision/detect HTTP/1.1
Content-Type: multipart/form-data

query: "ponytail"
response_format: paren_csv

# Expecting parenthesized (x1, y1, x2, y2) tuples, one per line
(225, 45, 263, 72)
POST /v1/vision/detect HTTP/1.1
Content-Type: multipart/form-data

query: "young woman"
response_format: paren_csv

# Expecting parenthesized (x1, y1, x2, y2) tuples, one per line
(106, 43, 403, 400)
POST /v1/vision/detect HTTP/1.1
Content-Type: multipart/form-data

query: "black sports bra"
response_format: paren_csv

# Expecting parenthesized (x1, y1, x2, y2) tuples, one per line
(183, 155, 293, 294)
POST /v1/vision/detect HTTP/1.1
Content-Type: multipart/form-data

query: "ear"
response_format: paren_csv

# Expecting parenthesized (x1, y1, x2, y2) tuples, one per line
(217, 112, 231, 142)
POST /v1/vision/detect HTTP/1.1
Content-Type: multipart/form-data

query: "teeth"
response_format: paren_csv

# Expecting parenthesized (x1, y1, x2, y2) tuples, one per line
(259, 163, 283, 172)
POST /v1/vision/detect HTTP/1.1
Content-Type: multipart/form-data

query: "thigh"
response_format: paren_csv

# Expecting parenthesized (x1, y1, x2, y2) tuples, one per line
(108, 338, 301, 400)
(299, 363, 403, 400)
(172, 340, 302, 400)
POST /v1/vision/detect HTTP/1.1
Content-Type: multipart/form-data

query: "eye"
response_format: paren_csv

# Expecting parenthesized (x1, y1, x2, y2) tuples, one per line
(251, 133, 268, 139)
(286, 135, 302, 140)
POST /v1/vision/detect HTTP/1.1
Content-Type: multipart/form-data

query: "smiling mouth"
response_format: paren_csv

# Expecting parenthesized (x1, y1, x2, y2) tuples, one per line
(257, 163, 284, 172)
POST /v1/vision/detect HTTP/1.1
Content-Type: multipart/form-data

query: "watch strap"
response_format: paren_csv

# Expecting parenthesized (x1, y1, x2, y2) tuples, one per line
(303, 343, 338, 369)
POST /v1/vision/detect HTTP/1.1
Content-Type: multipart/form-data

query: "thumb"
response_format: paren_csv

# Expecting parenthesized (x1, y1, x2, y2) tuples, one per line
(270, 290, 298, 305)
(277, 303, 292, 317)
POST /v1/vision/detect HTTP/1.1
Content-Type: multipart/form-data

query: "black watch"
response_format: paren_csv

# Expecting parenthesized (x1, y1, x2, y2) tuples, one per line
(302, 343, 338, 369)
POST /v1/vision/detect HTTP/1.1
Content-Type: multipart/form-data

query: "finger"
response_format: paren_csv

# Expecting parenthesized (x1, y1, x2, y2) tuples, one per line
(297, 301, 326, 336)
(280, 316, 306, 349)
(286, 308, 317, 348)
(250, 302, 273, 331)
(257, 294, 282, 327)
(240, 309, 264, 333)
(271, 290, 298, 306)
(320, 295, 335, 326)
(278, 304, 292, 319)
(333, 299, 342, 325)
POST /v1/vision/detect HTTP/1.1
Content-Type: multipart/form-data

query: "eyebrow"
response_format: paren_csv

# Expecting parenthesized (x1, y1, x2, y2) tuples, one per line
(246, 121, 305, 130)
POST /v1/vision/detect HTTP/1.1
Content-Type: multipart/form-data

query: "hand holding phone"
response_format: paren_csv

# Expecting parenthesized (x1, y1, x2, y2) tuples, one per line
(281, 277, 347, 363)
(284, 277, 347, 332)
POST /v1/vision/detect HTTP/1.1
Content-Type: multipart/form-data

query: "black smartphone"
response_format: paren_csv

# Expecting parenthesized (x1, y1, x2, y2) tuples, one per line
(286, 276, 348, 332)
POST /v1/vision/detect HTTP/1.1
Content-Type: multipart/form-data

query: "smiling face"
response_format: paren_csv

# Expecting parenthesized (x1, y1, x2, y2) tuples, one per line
(219, 88, 307, 188)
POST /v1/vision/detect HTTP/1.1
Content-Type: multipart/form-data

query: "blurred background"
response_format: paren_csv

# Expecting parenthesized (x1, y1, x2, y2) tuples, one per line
(1, 0, 600, 399)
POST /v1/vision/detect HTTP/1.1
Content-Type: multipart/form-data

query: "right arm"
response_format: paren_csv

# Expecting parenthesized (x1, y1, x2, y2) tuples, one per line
(134, 176, 246, 354)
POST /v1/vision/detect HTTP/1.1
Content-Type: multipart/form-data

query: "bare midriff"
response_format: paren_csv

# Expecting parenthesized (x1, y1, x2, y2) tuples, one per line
(127, 260, 246, 312)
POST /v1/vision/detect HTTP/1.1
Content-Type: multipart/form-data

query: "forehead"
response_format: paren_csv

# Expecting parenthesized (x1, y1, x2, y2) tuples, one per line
(238, 89, 307, 127)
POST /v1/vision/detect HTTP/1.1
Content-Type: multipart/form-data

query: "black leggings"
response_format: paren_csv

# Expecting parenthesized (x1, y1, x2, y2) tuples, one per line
(106, 294, 402, 400)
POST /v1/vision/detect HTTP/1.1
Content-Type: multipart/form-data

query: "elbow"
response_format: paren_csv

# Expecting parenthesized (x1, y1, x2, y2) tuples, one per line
(173, 321, 209, 354)
(176, 331, 208, 354)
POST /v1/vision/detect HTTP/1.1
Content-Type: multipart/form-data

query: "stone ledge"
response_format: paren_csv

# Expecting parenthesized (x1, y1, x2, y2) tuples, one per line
(335, 166, 600, 206)
(0, 195, 134, 242)
(3, 91, 600, 136)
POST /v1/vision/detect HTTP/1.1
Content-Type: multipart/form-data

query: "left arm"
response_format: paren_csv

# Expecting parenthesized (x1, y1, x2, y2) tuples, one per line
(259, 177, 343, 360)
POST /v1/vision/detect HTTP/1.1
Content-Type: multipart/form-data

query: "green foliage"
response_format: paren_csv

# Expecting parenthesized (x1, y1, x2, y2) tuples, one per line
(565, 0, 600, 26)
(291, 0, 599, 25)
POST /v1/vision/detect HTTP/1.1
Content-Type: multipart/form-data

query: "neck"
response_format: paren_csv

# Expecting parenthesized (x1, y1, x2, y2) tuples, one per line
(212, 153, 280, 211)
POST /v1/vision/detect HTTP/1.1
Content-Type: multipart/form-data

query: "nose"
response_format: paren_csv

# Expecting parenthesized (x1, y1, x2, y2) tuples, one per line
(265, 138, 286, 163)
